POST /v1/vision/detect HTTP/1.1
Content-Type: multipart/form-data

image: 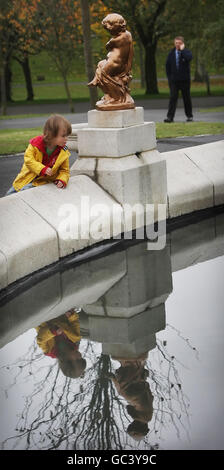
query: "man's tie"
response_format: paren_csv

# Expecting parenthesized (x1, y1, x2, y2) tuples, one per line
(176, 50, 181, 69)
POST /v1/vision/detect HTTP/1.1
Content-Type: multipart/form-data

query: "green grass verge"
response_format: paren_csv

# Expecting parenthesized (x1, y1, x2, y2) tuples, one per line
(156, 122, 224, 139)
(0, 128, 42, 155)
(0, 122, 224, 155)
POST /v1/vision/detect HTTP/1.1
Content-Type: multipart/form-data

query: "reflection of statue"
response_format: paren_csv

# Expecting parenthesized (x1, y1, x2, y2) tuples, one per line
(35, 309, 86, 379)
(108, 352, 153, 441)
(88, 13, 135, 110)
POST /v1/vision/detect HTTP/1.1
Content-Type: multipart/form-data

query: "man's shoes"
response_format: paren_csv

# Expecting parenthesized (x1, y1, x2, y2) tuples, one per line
(164, 118, 173, 123)
(186, 117, 193, 122)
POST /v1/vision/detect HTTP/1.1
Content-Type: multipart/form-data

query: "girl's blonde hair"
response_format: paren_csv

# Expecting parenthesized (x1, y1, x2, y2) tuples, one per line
(43, 114, 72, 145)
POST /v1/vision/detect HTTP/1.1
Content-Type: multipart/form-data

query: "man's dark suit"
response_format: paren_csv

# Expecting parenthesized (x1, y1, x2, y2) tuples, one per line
(165, 47, 193, 120)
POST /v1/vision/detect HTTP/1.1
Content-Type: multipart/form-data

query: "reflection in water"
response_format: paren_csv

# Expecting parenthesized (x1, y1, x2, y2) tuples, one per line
(0, 315, 194, 450)
(0, 213, 224, 449)
(36, 310, 86, 379)
(108, 353, 153, 441)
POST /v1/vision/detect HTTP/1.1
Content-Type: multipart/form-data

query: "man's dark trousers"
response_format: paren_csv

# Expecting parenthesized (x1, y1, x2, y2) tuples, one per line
(167, 79, 193, 121)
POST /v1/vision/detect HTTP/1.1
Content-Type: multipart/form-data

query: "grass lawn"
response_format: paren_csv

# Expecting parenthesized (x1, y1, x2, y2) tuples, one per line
(0, 128, 42, 155)
(0, 122, 224, 155)
(156, 122, 224, 138)
(10, 78, 224, 104)
(11, 49, 224, 85)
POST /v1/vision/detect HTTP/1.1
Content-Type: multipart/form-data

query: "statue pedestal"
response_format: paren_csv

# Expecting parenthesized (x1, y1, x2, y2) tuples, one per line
(79, 242, 172, 358)
(88, 107, 144, 128)
(70, 107, 167, 225)
(77, 122, 156, 158)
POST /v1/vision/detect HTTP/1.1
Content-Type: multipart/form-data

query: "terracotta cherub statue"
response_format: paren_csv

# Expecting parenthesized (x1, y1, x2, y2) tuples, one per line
(88, 13, 135, 110)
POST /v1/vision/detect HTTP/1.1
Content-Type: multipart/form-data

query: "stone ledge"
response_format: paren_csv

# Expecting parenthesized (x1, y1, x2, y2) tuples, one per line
(183, 141, 224, 205)
(162, 149, 214, 218)
(17, 175, 123, 258)
(0, 194, 59, 285)
(0, 250, 7, 290)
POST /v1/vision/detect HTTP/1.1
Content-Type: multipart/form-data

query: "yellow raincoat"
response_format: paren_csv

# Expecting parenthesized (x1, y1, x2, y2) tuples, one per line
(12, 136, 70, 191)
(36, 312, 81, 356)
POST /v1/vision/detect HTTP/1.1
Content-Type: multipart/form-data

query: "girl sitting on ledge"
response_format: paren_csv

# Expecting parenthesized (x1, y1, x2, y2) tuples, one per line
(6, 114, 72, 195)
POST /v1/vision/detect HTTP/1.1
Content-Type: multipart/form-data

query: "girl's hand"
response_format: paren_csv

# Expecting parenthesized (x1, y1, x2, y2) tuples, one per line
(56, 328, 63, 335)
(56, 181, 64, 188)
(45, 167, 53, 176)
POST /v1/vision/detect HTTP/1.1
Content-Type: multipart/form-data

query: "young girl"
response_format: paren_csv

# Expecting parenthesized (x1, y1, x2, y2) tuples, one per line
(36, 309, 86, 379)
(6, 114, 72, 195)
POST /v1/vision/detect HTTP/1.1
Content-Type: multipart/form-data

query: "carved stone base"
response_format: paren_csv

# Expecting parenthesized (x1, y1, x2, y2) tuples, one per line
(96, 94, 135, 111)
(96, 102, 135, 111)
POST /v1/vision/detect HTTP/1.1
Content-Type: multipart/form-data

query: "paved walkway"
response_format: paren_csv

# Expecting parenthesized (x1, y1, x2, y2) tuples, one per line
(1, 103, 224, 130)
(1, 95, 224, 130)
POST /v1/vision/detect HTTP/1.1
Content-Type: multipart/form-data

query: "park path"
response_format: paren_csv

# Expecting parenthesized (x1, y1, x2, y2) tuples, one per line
(1, 96, 224, 130)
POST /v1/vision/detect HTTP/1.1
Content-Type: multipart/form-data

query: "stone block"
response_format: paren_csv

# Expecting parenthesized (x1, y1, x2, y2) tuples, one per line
(163, 150, 214, 218)
(49, 250, 126, 318)
(18, 175, 123, 258)
(0, 194, 59, 285)
(0, 251, 7, 290)
(96, 149, 166, 201)
(77, 122, 156, 158)
(140, 150, 168, 219)
(70, 151, 167, 230)
(102, 334, 157, 358)
(66, 136, 78, 151)
(83, 242, 172, 317)
(87, 107, 144, 128)
(70, 157, 97, 179)
(183, 141, 224, 205)
(67, 123, 88, 151)
(86, 304, 165, 344)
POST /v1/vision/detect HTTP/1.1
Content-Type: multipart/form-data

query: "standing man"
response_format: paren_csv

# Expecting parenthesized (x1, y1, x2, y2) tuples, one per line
(164, 36, 193, 123)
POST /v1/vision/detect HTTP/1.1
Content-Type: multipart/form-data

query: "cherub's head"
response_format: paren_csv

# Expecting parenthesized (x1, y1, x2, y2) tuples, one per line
(102, 13, 126, 35)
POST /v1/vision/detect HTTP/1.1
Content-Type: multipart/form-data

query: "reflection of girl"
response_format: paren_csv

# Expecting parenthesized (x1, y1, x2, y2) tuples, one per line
(109, 353, 153, 441)
(35, 310, 86, 379)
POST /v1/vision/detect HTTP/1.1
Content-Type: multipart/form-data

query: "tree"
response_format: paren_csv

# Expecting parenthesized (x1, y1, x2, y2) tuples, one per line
(14, 55, 34, 101)
(0, 0, 16, 114)
(1, 330, 193, 450)
(80, 0, 98, 108)
(0, 0, 46, 109)
(11, 0, 44, 102)
(36, 0, 83, 112)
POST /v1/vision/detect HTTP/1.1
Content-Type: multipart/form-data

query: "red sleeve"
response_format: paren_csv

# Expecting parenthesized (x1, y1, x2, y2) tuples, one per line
(40, 166, 49, 176)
